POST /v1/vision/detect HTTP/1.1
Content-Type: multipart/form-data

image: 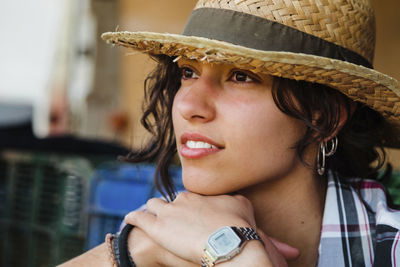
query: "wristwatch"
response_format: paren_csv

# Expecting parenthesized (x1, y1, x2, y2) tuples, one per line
(201, 226, 264, 267)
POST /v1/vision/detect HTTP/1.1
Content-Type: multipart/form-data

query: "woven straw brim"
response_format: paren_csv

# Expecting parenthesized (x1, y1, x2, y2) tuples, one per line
(102, 31, 400, 147)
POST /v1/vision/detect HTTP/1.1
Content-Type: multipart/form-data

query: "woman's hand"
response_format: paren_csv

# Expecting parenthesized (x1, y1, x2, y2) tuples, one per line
(128, 226, 198, 267)
(126, 192, 255, 264)
(125, 192, 299, 266)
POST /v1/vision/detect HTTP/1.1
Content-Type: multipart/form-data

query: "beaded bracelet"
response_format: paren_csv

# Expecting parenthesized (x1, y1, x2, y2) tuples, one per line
(105, 233, 117, 267)
(113, 232, 123, 266)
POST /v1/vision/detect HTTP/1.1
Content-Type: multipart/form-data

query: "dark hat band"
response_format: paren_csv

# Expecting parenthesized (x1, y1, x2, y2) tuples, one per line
(183, 8, 373, 69)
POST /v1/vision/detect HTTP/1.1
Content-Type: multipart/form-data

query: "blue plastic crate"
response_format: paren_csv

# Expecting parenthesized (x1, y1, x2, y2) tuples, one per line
(86, 163, 183, 249)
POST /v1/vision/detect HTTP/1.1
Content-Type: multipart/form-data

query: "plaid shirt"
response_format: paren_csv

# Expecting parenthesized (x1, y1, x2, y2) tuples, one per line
(318, 172, 400, 267)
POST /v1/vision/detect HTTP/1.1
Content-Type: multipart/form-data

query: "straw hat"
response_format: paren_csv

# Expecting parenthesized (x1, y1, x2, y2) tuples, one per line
(102, 0, 400, 147)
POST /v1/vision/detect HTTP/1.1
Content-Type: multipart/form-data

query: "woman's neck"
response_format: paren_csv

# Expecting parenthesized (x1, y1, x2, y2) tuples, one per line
(238, 166, 327, 267)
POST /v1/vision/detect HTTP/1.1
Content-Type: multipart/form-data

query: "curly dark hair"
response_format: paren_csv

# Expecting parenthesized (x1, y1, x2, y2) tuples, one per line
(122, 55, 393, 201)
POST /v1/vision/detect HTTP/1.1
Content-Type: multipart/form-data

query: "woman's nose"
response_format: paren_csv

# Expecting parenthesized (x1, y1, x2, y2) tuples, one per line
(175, 76, 217, 123)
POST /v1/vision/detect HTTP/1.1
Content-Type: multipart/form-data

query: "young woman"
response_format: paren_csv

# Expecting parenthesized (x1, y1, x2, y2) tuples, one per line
(61, 0, 400, 266)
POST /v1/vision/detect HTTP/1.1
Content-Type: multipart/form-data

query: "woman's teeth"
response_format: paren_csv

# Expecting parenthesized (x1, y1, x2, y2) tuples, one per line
(186, 140, 217, 149)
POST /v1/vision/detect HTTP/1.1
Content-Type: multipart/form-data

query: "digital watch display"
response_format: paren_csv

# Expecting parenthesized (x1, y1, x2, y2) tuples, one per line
(201, 226, 263, 267)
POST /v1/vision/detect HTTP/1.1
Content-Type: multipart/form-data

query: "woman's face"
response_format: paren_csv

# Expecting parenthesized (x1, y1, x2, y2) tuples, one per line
(172, 59, 308, 195)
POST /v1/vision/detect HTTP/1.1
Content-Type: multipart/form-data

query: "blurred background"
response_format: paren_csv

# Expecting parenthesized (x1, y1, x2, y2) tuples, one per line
(0, 0, 399, 266)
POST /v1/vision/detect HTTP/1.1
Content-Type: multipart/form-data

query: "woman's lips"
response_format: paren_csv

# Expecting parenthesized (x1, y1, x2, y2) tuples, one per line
(180, 133, 223, 159)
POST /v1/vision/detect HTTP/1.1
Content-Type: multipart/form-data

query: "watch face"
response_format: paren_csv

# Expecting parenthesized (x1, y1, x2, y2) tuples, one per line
(208, 227, 241, 257)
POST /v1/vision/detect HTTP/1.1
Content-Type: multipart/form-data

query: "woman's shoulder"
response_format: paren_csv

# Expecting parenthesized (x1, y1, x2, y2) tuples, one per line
(342, 175, 400, 229)
(321, 173, 400, 266)
(349, 177, 400, 266)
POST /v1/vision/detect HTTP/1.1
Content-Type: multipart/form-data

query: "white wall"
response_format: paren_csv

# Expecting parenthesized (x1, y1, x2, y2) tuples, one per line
(0, 0, 96, 137)
(0, 0, 67, 103)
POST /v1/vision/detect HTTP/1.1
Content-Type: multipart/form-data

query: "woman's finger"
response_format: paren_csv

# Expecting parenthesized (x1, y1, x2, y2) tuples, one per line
(125, 210, 157, 230)
(257, 228, 300, 262)
(269, 236, 300, 260)
(145, 197, 168, 214)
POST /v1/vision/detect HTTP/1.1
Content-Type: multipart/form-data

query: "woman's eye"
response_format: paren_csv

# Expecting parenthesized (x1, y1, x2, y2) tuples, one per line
(231, 71, 255, 83)
(181, 67, 199, 80)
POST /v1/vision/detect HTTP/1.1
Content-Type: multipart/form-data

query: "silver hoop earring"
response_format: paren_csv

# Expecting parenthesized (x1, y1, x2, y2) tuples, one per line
(325, 136, 338, 157)
(317, 137, 338, 175)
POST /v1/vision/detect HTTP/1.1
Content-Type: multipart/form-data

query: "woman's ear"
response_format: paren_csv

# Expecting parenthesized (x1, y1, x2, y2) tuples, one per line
(325, 101, 356, 141)
(312, 101, 356, 142)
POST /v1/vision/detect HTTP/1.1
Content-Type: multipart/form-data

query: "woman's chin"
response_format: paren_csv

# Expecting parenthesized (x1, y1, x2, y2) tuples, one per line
(184, 187, 228, 196)
(182, 176, 239, 196)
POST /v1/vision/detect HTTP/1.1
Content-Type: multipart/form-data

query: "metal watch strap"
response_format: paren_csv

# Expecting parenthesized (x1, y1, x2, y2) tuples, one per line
(232, 227, 264, 246)
(201, 248, 217, 267)
(201, 227, 264, 267)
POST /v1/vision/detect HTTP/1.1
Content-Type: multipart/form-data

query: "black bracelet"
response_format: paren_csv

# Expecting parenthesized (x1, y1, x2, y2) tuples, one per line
(114, 224, 136, 267)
